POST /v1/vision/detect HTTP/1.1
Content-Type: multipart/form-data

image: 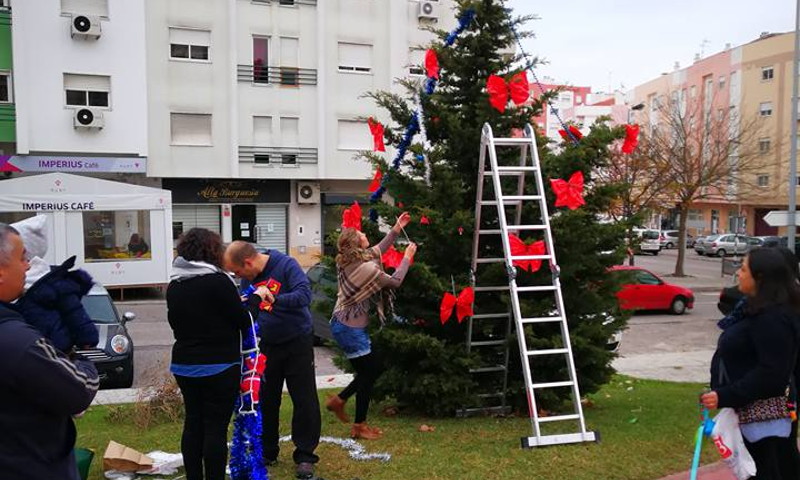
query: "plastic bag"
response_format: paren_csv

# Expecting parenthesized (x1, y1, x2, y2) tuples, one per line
(711, 408, 756, 480)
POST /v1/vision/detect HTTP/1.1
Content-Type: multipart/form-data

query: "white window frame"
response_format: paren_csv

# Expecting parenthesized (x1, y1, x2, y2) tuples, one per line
(337, 119, 370, 151)
(63, 73, 111, 109)
(337, 42, 373, 74)
(170, 113, 213, 147)
(757, 174, 769, 187)
(759, 102, 773, 117)
(0, 71, 12, 103)
(761, 66, 774, 82)
(408, 48, 425, 77)
(169, 27, 212, 63)
(60, 0, 109, 18)
(759, 137, 771, 154)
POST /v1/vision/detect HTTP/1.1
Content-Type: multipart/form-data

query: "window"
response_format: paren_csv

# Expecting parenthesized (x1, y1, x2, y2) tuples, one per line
(796, 176, 800, 186)
(0, 72, 12, 103)
(280, 117, 299, 146)
(279, 37, 299, 86)
(759, 102, 773, 117)
(281, 154, 297, 165)
(337, 120, 370, 150)
(279, 0, 295, 5)
(64, 73, 110, 107)
(83, 211, 151, 263)
(635, 271, 661, 286)
(690, 85, 696, 98)
(253, 116, 272, 145)
(171, 113, 212, 146)
(338, 43, 372, 73)
(61, 0, 108, 17)
(169, 28, 211, 62)
(408, 49, 424, 76)
(757, 174, 769, 187)
(253, 36, 270, 83)
(719, 76, 726, 89)
(761, 66, 774, 81)
(687, 209, 703, 222)
(759, 137, 771, 154)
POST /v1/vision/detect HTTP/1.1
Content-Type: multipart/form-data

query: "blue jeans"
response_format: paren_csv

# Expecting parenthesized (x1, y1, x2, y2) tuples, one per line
(330, 318, 371, 359)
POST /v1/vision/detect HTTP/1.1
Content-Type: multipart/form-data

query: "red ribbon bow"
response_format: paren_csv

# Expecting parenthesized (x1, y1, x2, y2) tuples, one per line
(558, 125, 584, 141)
(381, 245, 413, 269)
(508, 235, 547, 272)
(368, 169, 383, 193)
(486, 72, 530, 113)
(341, 202, 362, 231)
(439, 287, 474, 324)
(244, 354, 267, 375)
(622, 124, 640, 154)
(549, 171, 586, 210)
(425, 49, 439, 80)
(420, 215, 431, 225)
(241, 376, 262, 403)
(367, 117, 386, 152)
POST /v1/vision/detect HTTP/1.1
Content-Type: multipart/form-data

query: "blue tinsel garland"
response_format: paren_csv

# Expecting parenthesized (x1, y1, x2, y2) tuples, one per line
(368, 8, 476, 210)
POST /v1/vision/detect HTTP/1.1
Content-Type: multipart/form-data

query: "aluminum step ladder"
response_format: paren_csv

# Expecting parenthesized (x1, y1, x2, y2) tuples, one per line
(467, 123, 597, 448)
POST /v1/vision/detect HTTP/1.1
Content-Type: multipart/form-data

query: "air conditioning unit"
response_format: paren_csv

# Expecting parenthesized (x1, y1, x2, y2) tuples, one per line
(71, 14, 102, 40)
(418, 0, 439, 21)
(296, 182, 320, 204)
(73, 108, 104, 129)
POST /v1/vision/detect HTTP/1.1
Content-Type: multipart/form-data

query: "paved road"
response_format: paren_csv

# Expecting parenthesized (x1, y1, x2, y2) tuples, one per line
(631, 247, 738, 286)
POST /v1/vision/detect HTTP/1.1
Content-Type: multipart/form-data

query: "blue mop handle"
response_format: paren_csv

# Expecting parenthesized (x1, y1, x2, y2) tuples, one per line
(690, 408, 713, 480)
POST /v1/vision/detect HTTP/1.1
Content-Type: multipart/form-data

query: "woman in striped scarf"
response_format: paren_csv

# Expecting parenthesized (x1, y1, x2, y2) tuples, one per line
(325, 212, 416, 439)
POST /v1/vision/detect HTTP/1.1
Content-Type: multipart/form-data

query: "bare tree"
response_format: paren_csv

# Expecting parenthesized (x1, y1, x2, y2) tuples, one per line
(642, 95, 768, 276)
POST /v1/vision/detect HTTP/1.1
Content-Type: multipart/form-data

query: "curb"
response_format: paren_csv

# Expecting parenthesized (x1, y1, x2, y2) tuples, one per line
(656, 461, 733, 480)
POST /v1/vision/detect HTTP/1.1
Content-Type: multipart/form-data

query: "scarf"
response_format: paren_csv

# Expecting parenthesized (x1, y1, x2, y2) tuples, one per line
(171, 257, 235, 284)
(718, 297, 747, 330)
(333, 247, 393, 324)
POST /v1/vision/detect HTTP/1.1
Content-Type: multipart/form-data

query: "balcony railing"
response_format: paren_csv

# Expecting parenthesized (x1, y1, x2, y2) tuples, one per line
(251, 0, 318, 6)
(237, 65, 318, 86)
(239, 146, 318, 166)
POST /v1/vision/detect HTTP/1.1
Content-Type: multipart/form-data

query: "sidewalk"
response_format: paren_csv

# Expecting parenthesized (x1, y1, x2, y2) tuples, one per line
(656, 463, 735, 480)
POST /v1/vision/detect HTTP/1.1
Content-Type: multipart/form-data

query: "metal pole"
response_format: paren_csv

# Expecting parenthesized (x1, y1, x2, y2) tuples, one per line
(788, 0, 800, 247)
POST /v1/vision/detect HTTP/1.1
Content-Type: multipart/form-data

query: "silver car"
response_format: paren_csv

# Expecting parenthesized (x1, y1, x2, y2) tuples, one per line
(701, 234, 758, 257)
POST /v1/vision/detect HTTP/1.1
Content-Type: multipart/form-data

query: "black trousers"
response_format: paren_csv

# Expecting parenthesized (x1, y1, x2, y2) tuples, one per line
(174, 366, 240, 480)
(338, 351, 384, 424)
(745, 435, 800, 480)
(260, 334, 321, 465)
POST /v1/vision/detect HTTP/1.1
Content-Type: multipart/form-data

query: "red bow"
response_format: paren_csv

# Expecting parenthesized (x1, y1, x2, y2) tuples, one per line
(367, 117, 385, 152)
(381, 245, 404, 269)
(486, 72, 530, 113)
(558, 125, 584, 141)
(622, 124, 640, 154)
(241, 376, 262, 403)
(440, 287, 474, 324)
(342, 202, 362, 230)
(420, 215, 431, 225)
(368, 169, 383, 193)
(508, 235, 546, 272)
(425, 49, 439, 80)
(550, 171, 586, 210)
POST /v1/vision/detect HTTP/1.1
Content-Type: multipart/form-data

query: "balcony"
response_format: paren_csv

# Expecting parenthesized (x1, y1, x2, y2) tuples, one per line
(237, 65, 317, 86)
(239, 146, 318, 166)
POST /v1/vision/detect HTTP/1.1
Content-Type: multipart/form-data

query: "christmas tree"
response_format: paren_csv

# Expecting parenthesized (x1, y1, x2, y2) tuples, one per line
(333, 0, 630, 416)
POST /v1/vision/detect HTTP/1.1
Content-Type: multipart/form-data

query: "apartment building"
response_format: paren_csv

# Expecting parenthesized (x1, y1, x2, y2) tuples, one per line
(631, 32, 797, 236)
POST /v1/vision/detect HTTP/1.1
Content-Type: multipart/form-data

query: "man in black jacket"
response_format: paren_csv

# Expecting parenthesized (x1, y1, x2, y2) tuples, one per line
(0, 223, 99, 480)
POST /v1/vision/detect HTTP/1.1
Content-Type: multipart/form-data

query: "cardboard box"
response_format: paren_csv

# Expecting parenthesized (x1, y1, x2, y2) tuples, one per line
(103, 441, 154, 472)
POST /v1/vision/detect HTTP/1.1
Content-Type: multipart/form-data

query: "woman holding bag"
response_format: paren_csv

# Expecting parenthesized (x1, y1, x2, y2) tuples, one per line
(701, 247, 800, 478)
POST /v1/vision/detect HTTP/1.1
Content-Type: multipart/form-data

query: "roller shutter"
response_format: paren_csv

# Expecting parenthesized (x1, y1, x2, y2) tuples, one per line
(255, 205, 287, 253)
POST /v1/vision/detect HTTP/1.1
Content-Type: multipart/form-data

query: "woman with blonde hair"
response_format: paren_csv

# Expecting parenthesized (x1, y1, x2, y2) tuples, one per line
(325, 212, 416, 439)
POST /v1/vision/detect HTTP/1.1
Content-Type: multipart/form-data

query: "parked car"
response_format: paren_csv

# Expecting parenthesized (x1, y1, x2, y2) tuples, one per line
(701, 234, 758, 257)
(660, 230, 694, 249)
(608, 266, 695, 315)
(306, 262, 335, 344)
(754, 235, 783, 248)
(76, 284, 135, 389)
(632, 228, 661, 255)
(694, 235, 712, 255)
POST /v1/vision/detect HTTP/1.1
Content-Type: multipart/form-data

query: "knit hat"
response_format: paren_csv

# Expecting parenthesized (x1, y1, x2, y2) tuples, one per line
(11, 215, 48, 258)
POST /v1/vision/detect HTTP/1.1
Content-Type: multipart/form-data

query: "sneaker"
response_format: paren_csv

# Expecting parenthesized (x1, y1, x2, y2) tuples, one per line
(325, 394, 350, 423)
(295, 461, 314, 479)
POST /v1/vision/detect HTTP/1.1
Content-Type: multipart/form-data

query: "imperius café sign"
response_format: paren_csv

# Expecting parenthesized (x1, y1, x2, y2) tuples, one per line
(163, 179, 290, 204)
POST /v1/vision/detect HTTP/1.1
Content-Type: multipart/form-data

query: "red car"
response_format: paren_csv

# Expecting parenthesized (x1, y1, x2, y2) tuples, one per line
(609, 266, 695, 315)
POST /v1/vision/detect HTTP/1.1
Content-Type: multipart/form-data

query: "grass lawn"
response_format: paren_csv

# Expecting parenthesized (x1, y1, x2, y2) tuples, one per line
(77, 376, 718, 480)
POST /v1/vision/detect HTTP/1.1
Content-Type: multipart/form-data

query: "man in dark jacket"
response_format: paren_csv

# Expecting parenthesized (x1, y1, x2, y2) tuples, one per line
(224, 241, 320, 480)
(0, 223, 99, 480)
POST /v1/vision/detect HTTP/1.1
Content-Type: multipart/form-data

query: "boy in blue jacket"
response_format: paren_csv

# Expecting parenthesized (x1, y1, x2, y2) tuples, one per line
(11, 216, 98, 353)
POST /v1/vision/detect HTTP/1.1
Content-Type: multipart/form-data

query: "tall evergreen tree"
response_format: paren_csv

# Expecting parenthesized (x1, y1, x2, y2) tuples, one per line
(328, 0, 631, 416)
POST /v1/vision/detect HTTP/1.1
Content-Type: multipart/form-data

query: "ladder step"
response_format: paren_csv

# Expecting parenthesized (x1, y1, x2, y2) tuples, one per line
(474, 257, 505, 264)
(471, 340, 506, 347)
(480, 200, 525, 206)
(472, 313, 510, 320)
(510, 255, 551, 261)
(527, 348, 568, 356)
(470, 365, 506, 373)
(538, 414, 581, 423)
(522, 432, 597, 448)
(476, 392, 505, 399)
(496, 166, 538, 172)
(474, 286, 510, 292)
(501, 195, 542, 201)
(493, 138, 532, 146)
(531, 381, 574, 389)
(507, 225, 548, 231)
(521, 316, 562, 324)
(516, 286, 557, 292)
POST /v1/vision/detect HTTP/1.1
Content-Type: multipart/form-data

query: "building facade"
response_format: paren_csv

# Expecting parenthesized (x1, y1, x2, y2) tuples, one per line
(631, 32, 798, 236)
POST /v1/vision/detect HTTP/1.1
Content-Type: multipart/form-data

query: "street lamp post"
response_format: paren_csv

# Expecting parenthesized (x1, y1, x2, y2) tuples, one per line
(789, 0, 800, 247)
(626, 103, 646, 266)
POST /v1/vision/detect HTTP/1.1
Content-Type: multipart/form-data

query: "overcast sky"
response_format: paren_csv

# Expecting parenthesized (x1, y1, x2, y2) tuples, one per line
(505, 0, 795, 93)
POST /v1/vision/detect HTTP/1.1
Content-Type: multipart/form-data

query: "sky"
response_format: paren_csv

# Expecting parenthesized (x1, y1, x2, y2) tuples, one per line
(505, 0, 795, 93)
